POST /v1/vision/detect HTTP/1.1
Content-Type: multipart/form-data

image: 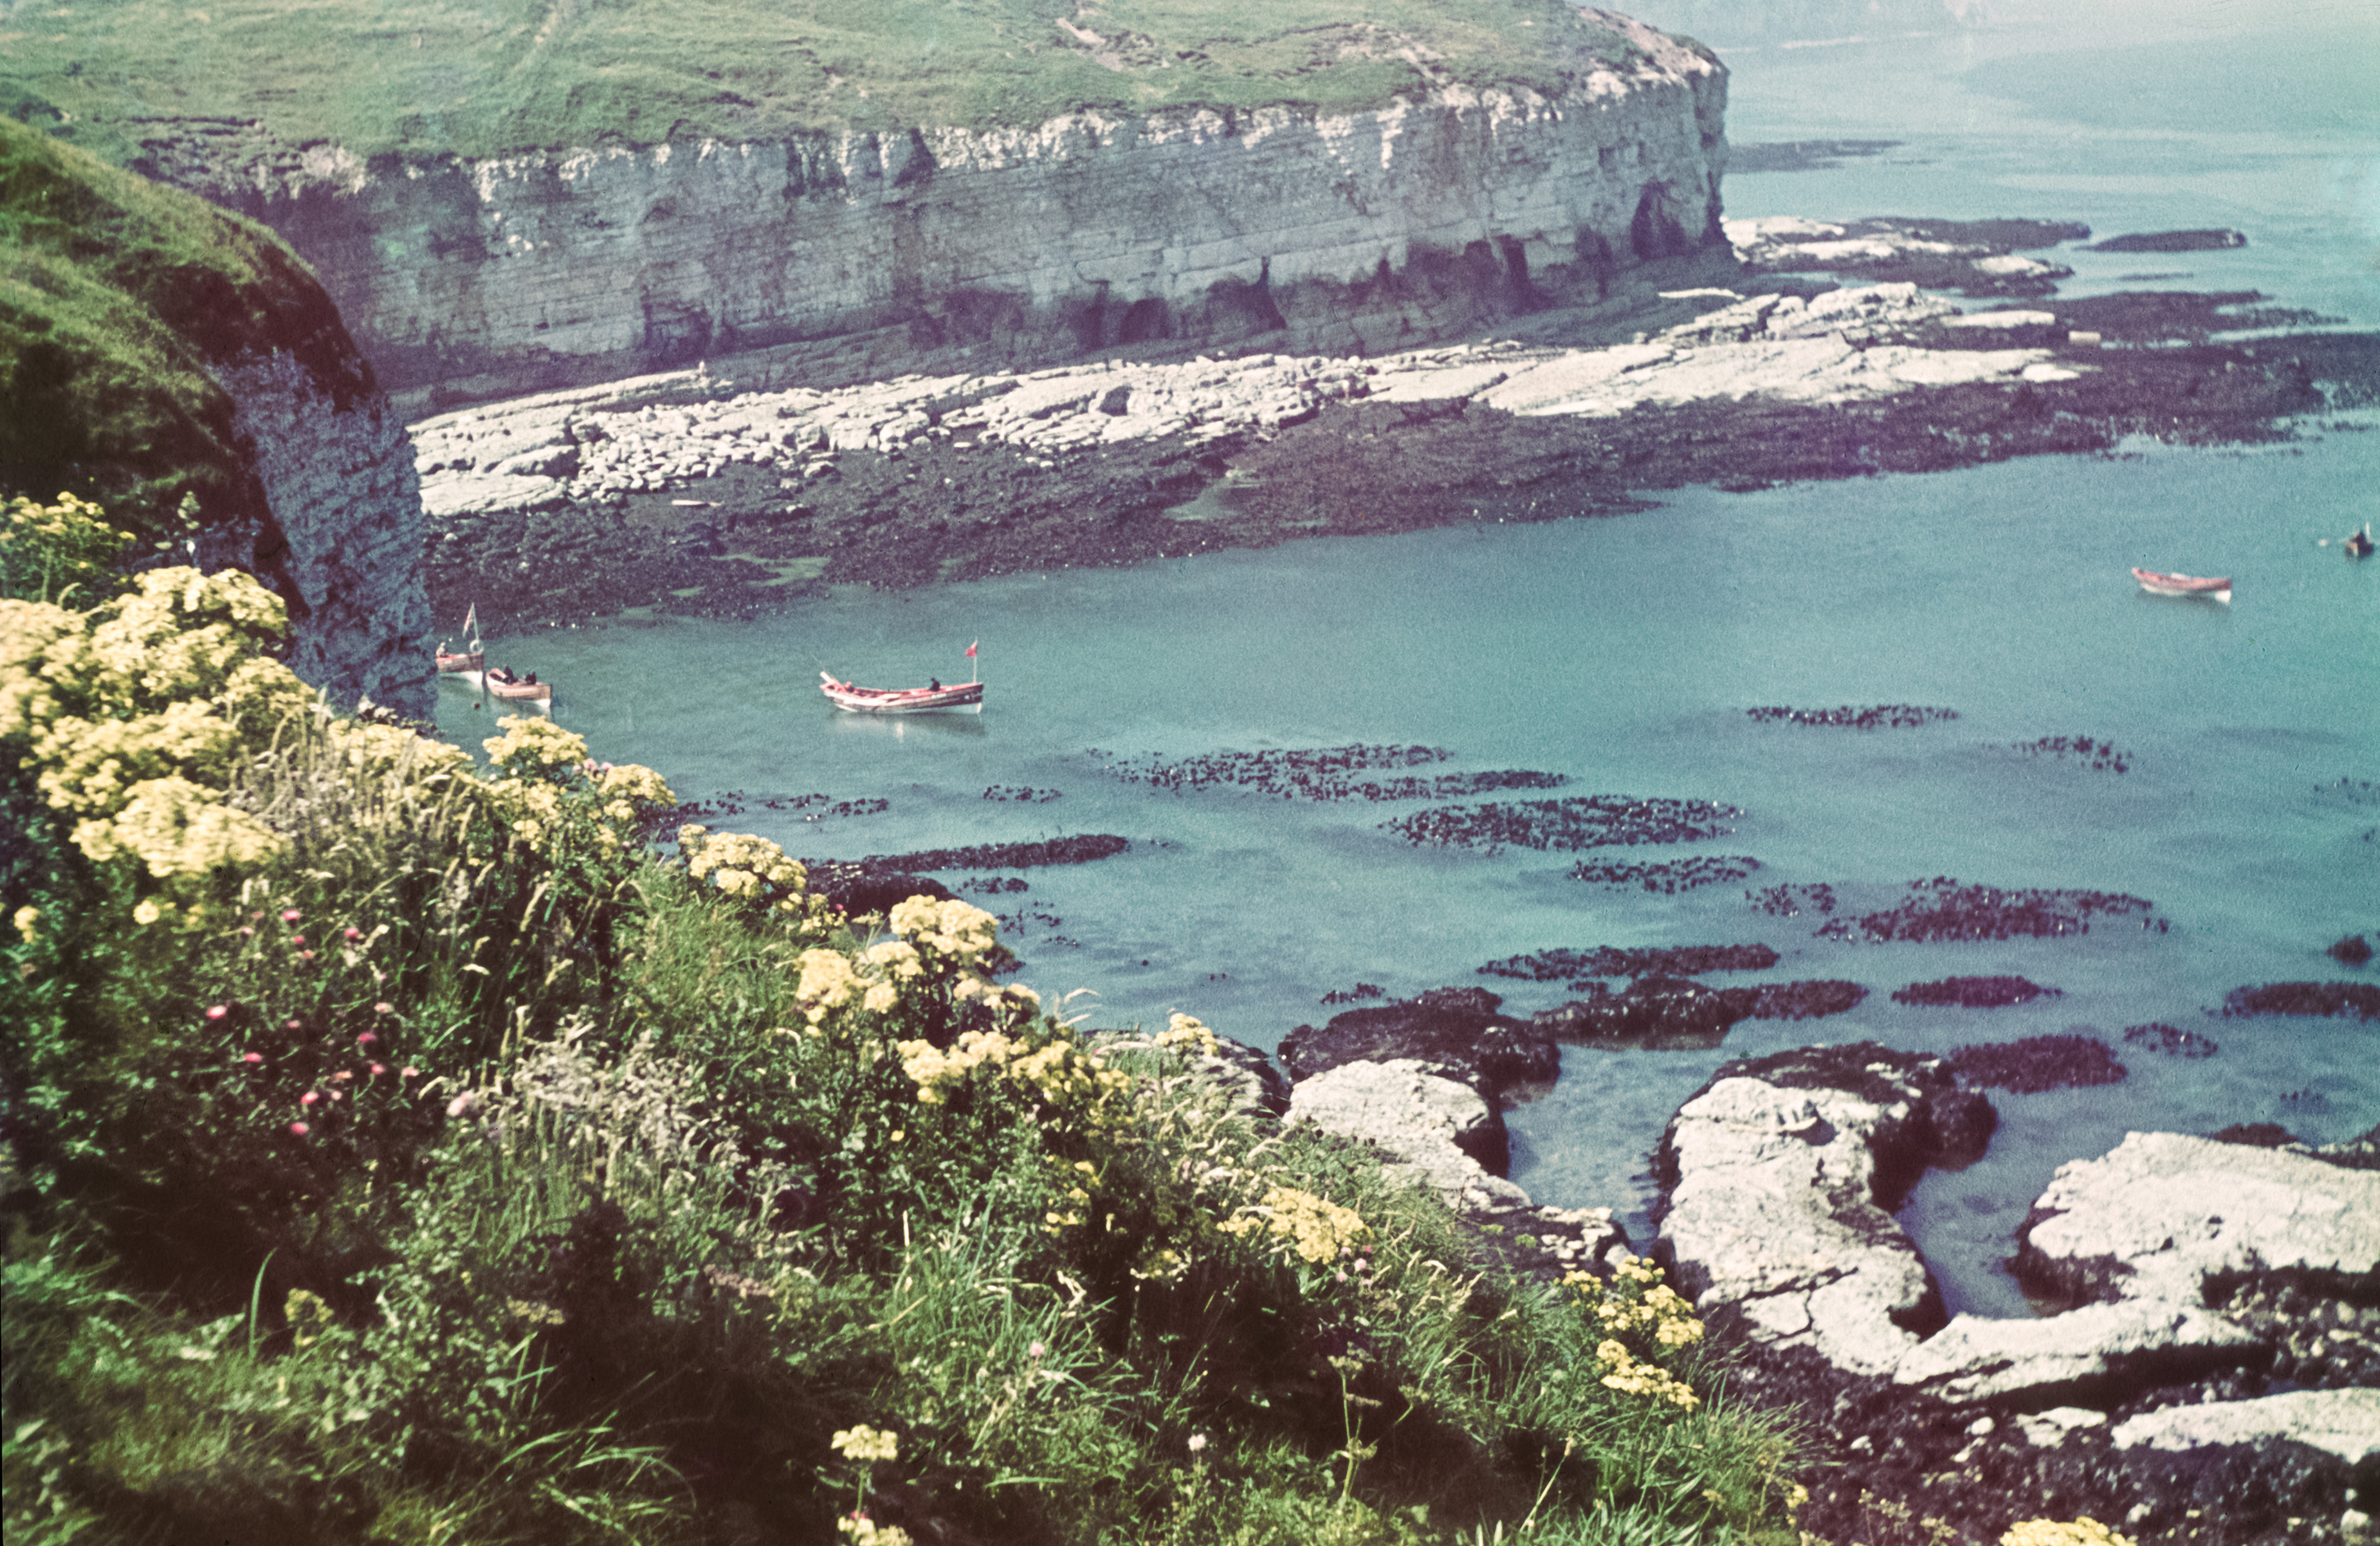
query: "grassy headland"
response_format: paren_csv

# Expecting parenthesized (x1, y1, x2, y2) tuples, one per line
(1, 0, 1680, 163)
(1, 506, 1805, 1543)
(0, 116, 369, 538)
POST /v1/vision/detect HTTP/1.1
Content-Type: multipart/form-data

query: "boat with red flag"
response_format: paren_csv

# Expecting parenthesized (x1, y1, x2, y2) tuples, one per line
(2132, 567, 2231, 603)
(821, 641, 984, 714)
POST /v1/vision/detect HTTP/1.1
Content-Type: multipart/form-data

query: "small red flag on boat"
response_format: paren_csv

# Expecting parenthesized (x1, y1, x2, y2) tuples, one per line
(966, 641, 978, 658)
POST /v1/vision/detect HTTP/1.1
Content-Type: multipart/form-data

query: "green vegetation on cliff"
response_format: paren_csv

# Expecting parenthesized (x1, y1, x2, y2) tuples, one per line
(0, 117, 367, 538)
(2, 517, 1802, 1543)
(1, 0, 1683, 163)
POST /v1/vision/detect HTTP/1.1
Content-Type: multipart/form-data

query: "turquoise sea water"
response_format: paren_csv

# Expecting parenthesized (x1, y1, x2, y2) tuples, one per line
(431, 14, 2378, 1318)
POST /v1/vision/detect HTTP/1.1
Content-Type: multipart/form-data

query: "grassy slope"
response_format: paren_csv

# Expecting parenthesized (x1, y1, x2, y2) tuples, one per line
(0, 0, 1671, 162)
(0, 116, 369, 531)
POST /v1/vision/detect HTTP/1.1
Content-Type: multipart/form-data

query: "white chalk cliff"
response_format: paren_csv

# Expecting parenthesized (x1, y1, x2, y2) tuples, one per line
(145, 12, 1727, 415)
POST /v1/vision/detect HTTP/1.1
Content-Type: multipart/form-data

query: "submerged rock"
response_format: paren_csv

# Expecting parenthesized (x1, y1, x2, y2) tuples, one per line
(1894, 975, 2062, 1008)
(2222, 981, 2380, 1020)
(1948, 1033, 2125, 1093)
(2086, 228, 2249, 254)
(1277, 987, 1557, 1107)
(2329, 933, 2374, 967)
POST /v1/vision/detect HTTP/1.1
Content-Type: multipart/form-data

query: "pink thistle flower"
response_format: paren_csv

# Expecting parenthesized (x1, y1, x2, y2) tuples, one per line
(205, 1005, 229, 1021)
(372, 1002, 394, 1015)
(331, 1071, 352, 1083)
(282, 909, 302, 923)
(289, 1122, 309, 1136)
(357, 1032, 380, 1049)
(1029, 1341, 1046, 1360)
(344, 927, 363, 941)
(370, 1064, 388, 1077)
(401, 1067, 419, 1079)
(237, 927, 253, 936)
(301, 1090, 321, 1107)
(290, 935, 306, 946)
(242, 1051, 264, 1064)
(447, 1092, 481, 1119)
(286, 1019, 304, 1032)
(297, 950, 316, 961)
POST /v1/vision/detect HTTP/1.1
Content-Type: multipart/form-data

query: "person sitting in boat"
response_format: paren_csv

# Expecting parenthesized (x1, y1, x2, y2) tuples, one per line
(490, 664, 517, 684)
(929, 677, 941, 691)
(523, 672, 538, 686)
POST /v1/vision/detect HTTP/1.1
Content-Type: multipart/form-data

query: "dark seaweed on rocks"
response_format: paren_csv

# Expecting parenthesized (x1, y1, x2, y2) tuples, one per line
(1818, 878, 2158, 943)
(2087, 229, 2246, 253)
(1532, 976, 1865, 1050)
(1947, 1033, 2123, 1093)
(2327, 933, 2373, 966)
(1570, 855, 1759, 891)
(1384, 796, 1739, 854)
(1479, 943, 1779, 985)
(2009, 735, 2130, 772)
(2123, 1021, 2218, 1059)
(1279, 987, 1557, 1105)
(856, 835, 1131, 873)
(1319, 983, 1388, 1005)
(1746, 704, 1957, 729)
(1892, 975, 2061, 1008)
(981, 785, 1061, 803)
(1747, 882, 1835, 918)
(2038, 289, 2331, 345)
(2209, 1122, 2302, 1148)
(1093, 744, 1563, 804)
(2220, 981, 2380, 1020)
(959, 876, 1028, 895)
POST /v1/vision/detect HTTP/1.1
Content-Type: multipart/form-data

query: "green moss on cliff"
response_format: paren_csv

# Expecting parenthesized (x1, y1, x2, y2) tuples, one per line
(2, 0, 1684, 163)
(0, 116, 367, 536)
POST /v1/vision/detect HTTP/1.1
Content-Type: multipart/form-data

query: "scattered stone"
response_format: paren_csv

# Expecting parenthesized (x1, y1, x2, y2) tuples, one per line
(1570, 855, 1759, 891)
(1896, 976, 2064, 1008)
(981, 785, 1061, 803)
(1478, 943, 1780, 985)
(2328, 934, 2373, 967)
(1384, 795, 1739, 853)
(1318, 983, 1387, 1005)
(958, 876, 1028, 895)
(1746, 704, 1957, 729)
(2086, 230, 2248, 254)
(1948, 1034, 2124, 1093)
(2122, 1022, 2217, 1059)
(1279, 987, 1557, 1107)
(1896, 1298, 2262, 1406)
(2009, 735, 2131, 772)
(2015, 1406, 2109, 1447)
(2222, 981, 2380, 1020)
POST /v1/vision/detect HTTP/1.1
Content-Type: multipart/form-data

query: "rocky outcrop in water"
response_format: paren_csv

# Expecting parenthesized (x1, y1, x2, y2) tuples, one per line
(1278, 987, 1559, 1107)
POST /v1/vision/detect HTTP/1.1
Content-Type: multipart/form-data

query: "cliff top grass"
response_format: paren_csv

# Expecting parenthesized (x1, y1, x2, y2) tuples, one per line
(0, 116, 361, 531)
(0, 0, 1687, 164)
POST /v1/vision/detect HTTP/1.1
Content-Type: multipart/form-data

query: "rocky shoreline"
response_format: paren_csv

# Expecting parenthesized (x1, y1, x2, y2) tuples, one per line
(1213, 988, 2380, 1546)
(410, 224, 2380, 636)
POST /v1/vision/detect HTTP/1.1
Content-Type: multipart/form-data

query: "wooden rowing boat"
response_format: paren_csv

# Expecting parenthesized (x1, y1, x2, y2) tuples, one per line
(435, 648, 485, 673)
(820, 671, 984, 714)
(450, 669, 553, 704)
(2132, 567, 2231, 603)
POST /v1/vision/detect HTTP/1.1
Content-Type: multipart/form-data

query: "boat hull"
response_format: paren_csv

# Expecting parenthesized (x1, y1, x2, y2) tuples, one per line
(821, 673, 984, 714)
(2132, 567, 2231, 603)
(446, 669, 553, 705)
(435, 651, 485, 673)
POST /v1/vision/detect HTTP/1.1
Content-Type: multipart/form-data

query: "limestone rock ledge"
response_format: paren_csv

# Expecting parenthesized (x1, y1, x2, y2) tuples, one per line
(149, 12, 1728, 414)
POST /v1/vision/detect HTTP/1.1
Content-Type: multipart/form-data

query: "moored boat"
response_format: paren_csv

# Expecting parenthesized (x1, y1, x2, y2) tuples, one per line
(450, 669, 553, 704)
(435, 647, 485, 673)
(820, 671, 984, 714)
(2132, 567, 2231, 603)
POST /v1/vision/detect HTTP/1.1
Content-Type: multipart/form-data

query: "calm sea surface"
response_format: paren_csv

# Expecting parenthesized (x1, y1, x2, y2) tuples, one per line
(432, 14, 2379, 1317)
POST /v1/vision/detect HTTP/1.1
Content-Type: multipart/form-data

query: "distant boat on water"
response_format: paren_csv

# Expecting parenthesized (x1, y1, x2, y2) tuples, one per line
(2132, 567, 2231, 604)
(820, 671, 984, 714)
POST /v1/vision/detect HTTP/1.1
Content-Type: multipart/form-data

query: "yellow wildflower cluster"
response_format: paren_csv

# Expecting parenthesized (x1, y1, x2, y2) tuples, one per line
(2000, 1522, 2134, 1546)
(887, 895, 1003, 964)
(1593, 1339, 1699, 1409)
(3, 493, 130, 604)
(1572, 1253, 1705, 1350)
(3, 568, 310, 885)
(679, 824, 810, 909)
(829, 1425, 900, 1463)
(1155, 1012, 1222, 1059)
(899, 1025, 1131, 1114)
(836, 1517, 911, 1546)
(479, 718, 673, 855)
(1220, 1185, 1370, 1266)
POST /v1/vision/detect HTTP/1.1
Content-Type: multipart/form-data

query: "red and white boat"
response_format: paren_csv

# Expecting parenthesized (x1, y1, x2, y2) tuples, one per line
(435, 647, 485, 673)
(452, 669, 553, 704)
(820, 671, 984, 714)
(2132, 567, 2231, 603)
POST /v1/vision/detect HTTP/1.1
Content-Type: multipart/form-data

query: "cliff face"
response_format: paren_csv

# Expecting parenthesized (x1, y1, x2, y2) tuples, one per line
(0, 120, 433, 718)
(149, 11, 1725, 415)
